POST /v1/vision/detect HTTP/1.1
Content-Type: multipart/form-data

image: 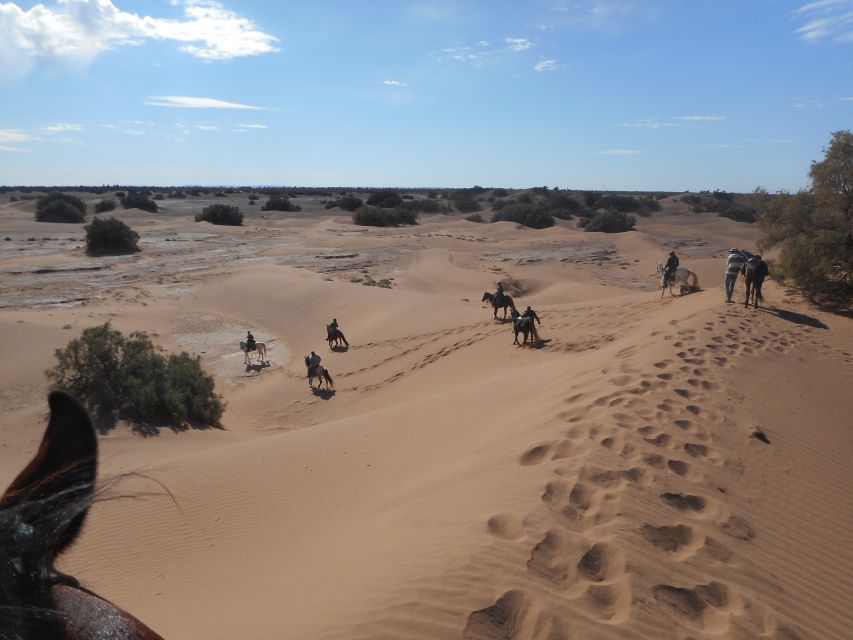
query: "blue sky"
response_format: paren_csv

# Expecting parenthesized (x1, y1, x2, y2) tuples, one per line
(1, 0, 851, 191)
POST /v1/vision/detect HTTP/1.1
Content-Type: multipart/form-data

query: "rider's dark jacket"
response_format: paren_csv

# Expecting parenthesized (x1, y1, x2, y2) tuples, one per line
(665, 254, 679, 273)
(522, 308, 541, 324)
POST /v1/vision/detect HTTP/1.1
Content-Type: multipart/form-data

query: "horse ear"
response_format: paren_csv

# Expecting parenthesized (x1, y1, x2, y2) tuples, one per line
(1, 391, 98, 558)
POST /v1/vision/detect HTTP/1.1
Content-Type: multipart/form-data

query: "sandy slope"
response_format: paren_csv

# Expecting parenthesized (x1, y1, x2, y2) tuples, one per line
(1, 194, 851, 639)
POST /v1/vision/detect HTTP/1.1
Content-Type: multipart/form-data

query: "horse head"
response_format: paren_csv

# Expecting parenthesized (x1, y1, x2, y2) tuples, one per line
(481, 292, 491, 302)
(0, 392, 165, 639)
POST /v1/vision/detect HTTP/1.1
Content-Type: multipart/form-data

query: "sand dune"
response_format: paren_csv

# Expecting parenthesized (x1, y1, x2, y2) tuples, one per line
(1, 195, 851, 639)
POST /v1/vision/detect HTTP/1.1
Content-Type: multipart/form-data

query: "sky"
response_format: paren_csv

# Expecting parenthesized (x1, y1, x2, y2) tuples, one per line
(0, 0, 851, 191)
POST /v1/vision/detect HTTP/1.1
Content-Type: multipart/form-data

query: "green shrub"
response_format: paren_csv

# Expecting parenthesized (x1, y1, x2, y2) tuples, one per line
(493, 188, 508, 198)
(94, 198, 117, 213)
(196, 204, 244, 226)
(451, 190, 481, 213)
(46, 323, 224, 430)
(337, 194, 364, 211)
(35, 192, 86, 223)
(168, 190, 187, 199)
(366, 190, 403, 208)
(490, 203, 555, 229)
(85, 217, 140, 255)
(120, 193, 158, 213)
(579, 210, 636, 233)
(352, 204, 418, 226)
(262, 195, 301, 212)
(465, 213, 484, 223)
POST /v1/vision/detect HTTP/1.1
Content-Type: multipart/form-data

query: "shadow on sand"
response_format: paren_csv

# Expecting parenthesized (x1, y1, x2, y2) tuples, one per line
(311, 387, 336, 400)
(245, 361, 272, 373)
(758, 306, 828, 329)
(330, 344, 349, 353)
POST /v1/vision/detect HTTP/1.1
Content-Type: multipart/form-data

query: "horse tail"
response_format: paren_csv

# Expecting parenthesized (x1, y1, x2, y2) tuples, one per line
(340, 331, 349, 346)
(690, 270, 699, 290)
(324, 370, 334, 387)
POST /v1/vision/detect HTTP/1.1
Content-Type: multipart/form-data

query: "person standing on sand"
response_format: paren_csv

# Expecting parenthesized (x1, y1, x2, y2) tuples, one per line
(724, 248, 747, 303)
(523, 305, 542, 341)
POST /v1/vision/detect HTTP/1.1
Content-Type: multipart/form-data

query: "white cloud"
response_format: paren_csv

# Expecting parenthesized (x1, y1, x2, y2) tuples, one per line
(145, 95, 263, 109)
(545, 1, 647, 31)
(0, 0, 278, 77)
(793, 0, 853, 42)
(596, 148, 638, 155)
(533, 59, 557, 72)
(0, 128, 34, 151)
(506, 37, 533, 51)
(676, 115, 727, 121)
(236, 123, 267, 129)
(194, 124, 218, 131)
(41, 122, 83, 133)
(381, 79, 407, 86)
(434, 45, 488, 66)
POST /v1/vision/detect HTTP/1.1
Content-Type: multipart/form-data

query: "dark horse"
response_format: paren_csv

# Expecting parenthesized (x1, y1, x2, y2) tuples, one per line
(326, 327, 349, 349)
(1, 391, 165, 640)
(510, 309, 535, 346)
(742, 256, 769, 308)
(305, 355, 334, 390)
(482, 291, 518, 319)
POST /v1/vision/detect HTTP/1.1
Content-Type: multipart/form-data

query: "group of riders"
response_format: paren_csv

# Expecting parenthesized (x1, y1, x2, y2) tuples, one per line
(490, 282, 542, 342)
(662, 248, 769, 304)
(244, 325, 333, 378)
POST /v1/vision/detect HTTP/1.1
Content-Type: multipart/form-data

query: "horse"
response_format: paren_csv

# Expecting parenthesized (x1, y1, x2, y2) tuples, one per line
(240, 340, 267, 365)
(0, 391, 166, 640)
(326, 327, 349, 349)
(742, 257, 768, 308)
(482, 291, 518, 319)
(656, 261, 701, 298)
(510, 309, 534, 346)
(305, 355, 334, 390)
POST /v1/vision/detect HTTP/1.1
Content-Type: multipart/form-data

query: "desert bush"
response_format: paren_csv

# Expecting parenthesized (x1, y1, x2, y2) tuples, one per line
(120, 193, 158, 213)
(9, 196, 18, 202)
(153, 194, 164, 201)
(262, 196, 301, 212)
(491, 203, 555, 229)
(579, 210, 636, 233)
(168, 190, 187, 199)
(85, 217, 140, 255)
(401, 194, 414, 200)
(196, 204, 244, 226)
(94, 198, 117, 213)
(352, 205, 418, 227)
(46, 323, 223, 430)
(451, 190, 481, 213)
(465, 213, 484, 223)
(338, 194, 364, 211)
(517, 193, 533, 204)
(214, 192, 228, 198)
(493, 188, 509, 198)
(114, 191, 126, 198)
(35, 192, 86, 223)
(366, 190, 403, 208)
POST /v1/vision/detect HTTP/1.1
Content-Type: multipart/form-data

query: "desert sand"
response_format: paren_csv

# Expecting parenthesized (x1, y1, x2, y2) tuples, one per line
(1, 192, 852, 639)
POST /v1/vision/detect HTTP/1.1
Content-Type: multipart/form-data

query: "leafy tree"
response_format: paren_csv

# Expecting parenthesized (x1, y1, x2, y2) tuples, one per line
(759, 131, 853, 300)
(85, 217, 140, 255)
(366, 190, 403, 208)
(352, 204, 418, 226)
(196, 204, 244, 226)
(465, 213, 484, 223)
(338, 194, 364, 211)
(35, 192, 86, 223)
(46, 323, 223, 431)
(451, 190, 481, 213)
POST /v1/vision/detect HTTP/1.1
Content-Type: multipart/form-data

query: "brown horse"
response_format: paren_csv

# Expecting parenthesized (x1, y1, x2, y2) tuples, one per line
(0, 391, 165, 639)
(482, 291, 518, 319)
(742, 256, 769, 308)
(326, 327, 349, 349)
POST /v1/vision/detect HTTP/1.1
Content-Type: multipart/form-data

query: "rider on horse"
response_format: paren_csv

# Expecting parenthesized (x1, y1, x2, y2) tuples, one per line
(663, 250, 679, 287)
(308, 350, 321, 376)
(494, 281, 506, 305)
(327, 318, 339, 341)
(246, 331, 256, 352)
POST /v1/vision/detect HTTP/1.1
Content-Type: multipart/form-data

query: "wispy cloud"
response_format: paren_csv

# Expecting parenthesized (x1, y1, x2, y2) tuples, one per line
(699, 143, 745, 149)
(194, 124, 219, 131)
(506, 37, 534, 51)
(615, 115, 726, 128)
(596, 148, 638, 155)
(793, 0, 853, 42)
(0, 0, 278, 78)
(145, 96, 264, 109)
(533, 59, 557, 72)
(380, 79, 407, 86)
(544, 1, 648, 31)
(0, 129, 33, 152)
(677, 115, 727, 121)
(41, 123, 83, 134)
(236, 123, 267, 129)
(433, 45, 489, 66)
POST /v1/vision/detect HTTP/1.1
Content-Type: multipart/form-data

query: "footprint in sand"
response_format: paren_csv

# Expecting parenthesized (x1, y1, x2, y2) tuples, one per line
(519, 443, 553, 466)
(486, 513, 523, 540)
(653, 581, 734, 632)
